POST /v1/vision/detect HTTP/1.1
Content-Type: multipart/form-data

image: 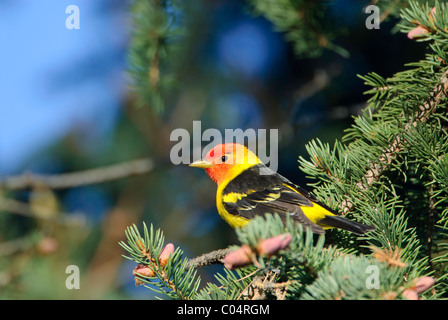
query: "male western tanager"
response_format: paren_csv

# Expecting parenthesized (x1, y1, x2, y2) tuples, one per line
(190, 143, 374, 235)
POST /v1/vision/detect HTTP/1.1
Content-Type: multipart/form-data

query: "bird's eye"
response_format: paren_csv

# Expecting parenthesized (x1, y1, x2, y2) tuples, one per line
(221, 155, 228, 163)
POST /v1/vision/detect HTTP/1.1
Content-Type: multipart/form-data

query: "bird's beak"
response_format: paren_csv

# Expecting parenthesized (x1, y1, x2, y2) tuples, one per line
(189, 160, 213, 169)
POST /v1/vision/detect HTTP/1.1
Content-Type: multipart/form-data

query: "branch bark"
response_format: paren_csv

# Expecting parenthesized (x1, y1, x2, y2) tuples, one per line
(185, 248, 233, 270)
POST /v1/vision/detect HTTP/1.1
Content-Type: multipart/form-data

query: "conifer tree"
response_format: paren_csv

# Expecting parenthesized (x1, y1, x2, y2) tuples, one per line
(122, 0, 448, 299)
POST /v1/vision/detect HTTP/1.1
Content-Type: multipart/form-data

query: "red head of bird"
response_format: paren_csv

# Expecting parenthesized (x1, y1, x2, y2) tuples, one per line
(189, 143, 261, 185)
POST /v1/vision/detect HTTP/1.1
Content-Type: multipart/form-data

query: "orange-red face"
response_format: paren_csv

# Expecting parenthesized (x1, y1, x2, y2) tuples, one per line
(190, 143, 259, 185)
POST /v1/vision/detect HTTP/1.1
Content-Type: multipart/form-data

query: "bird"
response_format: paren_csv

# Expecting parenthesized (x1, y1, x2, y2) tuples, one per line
(189, 143, 375, 235)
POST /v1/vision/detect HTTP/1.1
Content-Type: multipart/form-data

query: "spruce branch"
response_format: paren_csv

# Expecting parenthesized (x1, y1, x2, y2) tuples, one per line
(122, 213, 438, 299)
(295, 1, 448, 298)
(120, 223, 200, 300)
(341, 68, 448, 214)
(247, 0, 349, 58)
(127, 0, 185, 113)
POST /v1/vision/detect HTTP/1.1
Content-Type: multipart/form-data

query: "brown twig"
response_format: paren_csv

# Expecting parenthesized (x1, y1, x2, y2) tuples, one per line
(185, 248, 233, 270)
(0, 158, 154, 190)
(0, 237, 32, 257)
(427, 184, 436, 270)
(0, 198, 85, 226)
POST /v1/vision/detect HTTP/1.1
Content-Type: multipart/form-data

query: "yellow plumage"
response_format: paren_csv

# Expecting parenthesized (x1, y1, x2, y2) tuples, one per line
(190, 143, 375, 235)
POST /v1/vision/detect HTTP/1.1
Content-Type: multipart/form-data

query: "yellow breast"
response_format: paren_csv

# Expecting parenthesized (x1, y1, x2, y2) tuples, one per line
(216, 184, 250, 228)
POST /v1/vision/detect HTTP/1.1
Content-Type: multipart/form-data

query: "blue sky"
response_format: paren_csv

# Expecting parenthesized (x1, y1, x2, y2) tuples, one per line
(0, 1, 128, 174)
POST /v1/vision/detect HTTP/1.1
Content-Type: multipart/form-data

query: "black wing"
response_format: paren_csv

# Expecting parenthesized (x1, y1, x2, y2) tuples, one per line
(221, 164, 325, 234)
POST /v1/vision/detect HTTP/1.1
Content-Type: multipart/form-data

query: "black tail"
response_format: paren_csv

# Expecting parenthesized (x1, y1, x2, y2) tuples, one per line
(319, 215, 375, 235)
